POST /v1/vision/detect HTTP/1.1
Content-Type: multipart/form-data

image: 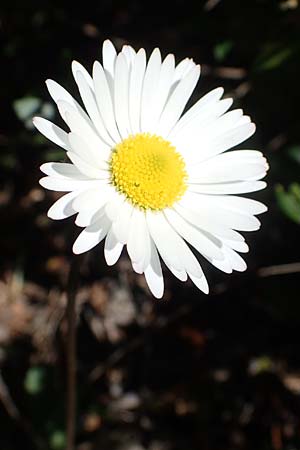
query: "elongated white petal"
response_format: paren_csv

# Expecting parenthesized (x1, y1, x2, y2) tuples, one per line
(140, 48, 162, 132)
(67, 152, 109, 179)
(224, 246, 247, 271)
(122, 45, 136, 65)
(68, 132, 108, 170)
(189, 273, 209, 294)
(102, 40, 117, 77)
(175, 202, 245, 240)
(40, 162, 89, 179)
(200, 122, 256, 161)
(112, 200, 134, 244)
(72, 186, 111, 212)
(71, 60, 94, 90)
(46, 79, 91, 126)
(173, 58, 195, 85)
(105, 191, 125, 222)
(170, 87, 224, 138)
(147, 211, 184, 272)
(157, 65, 200, 137)
(188, 180, 267, 195)
(93, 61, 121, 143)
(203, 195, 268, 215)
(114, 53, 130, 139)
(144, 238, 164, 299)
(129, 49, 147, 134)
(39, 177, 101, 192)
(172, 99, 234, 157)
(73, 215, 110, 254)
(33, 117, 70, 150)
(150, 54, 175, 130)
(72, 67, 114, 145)
(104, 227, 124, 265)
(58, 102, 111, 160)
(47, 191, 78, 220)
(127, 208, 148, 264)
(164, 208, 224, 260)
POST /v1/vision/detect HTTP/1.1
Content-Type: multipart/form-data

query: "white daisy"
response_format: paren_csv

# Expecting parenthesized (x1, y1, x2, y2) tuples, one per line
(34, 40, 268, 299)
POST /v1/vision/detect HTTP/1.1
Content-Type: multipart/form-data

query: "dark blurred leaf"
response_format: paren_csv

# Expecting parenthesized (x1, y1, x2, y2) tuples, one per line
(49, 430, 66, 450)
(24, 366, 46, 395)
(275, 183, 300, 224)
(287, 145, 300, 164)
(213, 40, 233, 62)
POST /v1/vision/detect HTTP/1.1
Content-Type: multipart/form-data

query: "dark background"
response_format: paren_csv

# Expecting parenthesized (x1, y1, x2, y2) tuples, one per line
(1, 0, 300, 449)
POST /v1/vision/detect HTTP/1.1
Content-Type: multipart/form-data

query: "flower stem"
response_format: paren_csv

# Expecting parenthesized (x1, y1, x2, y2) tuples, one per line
(66, 256, 81, 450)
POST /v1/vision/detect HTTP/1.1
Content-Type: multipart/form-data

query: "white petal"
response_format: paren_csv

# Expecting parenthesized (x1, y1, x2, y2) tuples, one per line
(146, 211, 184, 272)
(58, 101, 111, 160)
(171, 99, 233, 156)
(105, 191, 125, 222)
(93, 61, 121, 143)
(150, 53, 175, 130)
(170, 87, 224, 138)
(72, 67, 114, 145)
(157, 65, 200, 137)
(199, 122, 256, 161)
(165, 266, 188, 282)
(221, 238, 249, 253)
(129, 49, 147, 134)
(71, 60, 94, 91)
(72, 215, 110, 254)
(47, 191, 78, 220)
(104, 227, 124, 265)
(68, 131, 109, 171)
(144, 238, 164, 299)
(112, 200, 134, 244)
(188, 180, 267, 195)
(40, 162, 89, 179)
(33, 117, 70, 150)
(72, 186, 111, 212)
(180, 193, 261, 232)
(204, 195, 268, 215)
(127, 208, 148, 264)
(46, 79, 92, 126)
(189, 273, 209, 294)
(175, 202, 245, 240)
(164, 208, 224, 260)
(39, 177, 101, 192)
(173, 58, 195, 84)
(122, 45, 136, 66)
(102, 40, 117, 77)
(208, 255, 233, 274)
(224, 246, 247, 272)
(188, 154, 268, 184)
(140, 48, 162, 132)
(114, 53, 130, 139)
(67, 151, 109, 179)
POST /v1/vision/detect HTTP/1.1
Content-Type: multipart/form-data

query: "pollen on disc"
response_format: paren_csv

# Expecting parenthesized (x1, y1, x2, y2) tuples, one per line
(110, 133, 187, 210)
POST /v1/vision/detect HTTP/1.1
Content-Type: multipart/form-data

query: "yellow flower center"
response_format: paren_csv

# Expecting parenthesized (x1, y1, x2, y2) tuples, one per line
(110, 133, 187, 210)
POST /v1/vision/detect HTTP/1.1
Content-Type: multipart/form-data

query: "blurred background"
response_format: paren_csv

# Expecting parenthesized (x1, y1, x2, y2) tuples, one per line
(1, 0, 300, 449)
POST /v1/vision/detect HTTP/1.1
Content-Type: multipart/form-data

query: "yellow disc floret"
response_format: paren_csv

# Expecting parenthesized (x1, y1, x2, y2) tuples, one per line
(110, 133, 187, 210)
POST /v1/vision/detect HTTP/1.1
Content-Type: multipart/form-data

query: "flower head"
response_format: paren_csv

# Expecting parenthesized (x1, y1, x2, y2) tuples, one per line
(34, 40, 268, 298)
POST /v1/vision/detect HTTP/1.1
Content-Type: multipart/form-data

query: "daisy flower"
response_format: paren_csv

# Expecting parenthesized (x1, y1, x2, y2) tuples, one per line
(34, 40, 268, 299)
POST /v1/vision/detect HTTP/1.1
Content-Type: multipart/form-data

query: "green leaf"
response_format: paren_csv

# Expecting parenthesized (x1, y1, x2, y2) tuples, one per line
(49, 430, 66, 450)
(287, 145, 300, 164)
(255, 44, 293, 71)
(24, 366, 45, 395)
(213, 40, 233, 62)
(275, 183, 300, 224)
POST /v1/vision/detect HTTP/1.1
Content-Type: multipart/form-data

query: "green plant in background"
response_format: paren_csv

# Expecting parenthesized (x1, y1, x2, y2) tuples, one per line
(276, 183, 300, 224)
